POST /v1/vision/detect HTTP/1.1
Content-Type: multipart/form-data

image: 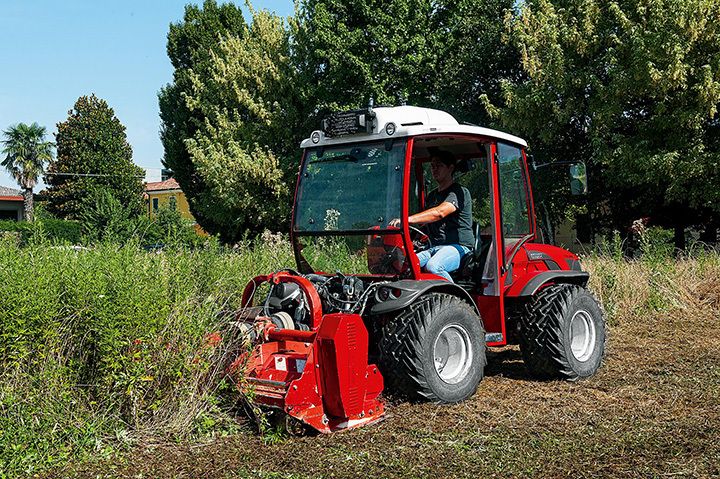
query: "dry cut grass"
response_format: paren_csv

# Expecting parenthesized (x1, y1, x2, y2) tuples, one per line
(47, 255, 720, 479)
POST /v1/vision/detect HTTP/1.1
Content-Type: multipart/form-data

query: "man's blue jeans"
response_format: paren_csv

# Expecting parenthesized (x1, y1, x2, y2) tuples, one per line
(416, 244, 471, 282)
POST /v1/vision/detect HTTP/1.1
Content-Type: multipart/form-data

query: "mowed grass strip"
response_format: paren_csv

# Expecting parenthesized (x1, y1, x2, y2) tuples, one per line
(43, 253, 720, 479)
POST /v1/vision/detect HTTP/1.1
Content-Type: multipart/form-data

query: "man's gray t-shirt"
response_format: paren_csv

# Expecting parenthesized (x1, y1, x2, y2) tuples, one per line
(425, 183, 474, 248)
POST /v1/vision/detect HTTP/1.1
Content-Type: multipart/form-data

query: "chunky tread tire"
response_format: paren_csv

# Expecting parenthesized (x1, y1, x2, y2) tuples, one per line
(519, 284, 606, 380)
(379, 293, 486, 403)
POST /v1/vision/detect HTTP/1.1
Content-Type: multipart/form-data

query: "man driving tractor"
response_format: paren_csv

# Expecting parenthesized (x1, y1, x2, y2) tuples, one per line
(390, 150, 474, 282)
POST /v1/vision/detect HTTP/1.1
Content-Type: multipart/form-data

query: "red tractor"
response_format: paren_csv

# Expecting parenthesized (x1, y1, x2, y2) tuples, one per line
(231, 106, 606, 434)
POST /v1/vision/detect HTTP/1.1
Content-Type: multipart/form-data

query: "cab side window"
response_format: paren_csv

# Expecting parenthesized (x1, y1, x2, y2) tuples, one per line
(497, 142, 531, 239)
(456, 145, 492, 232)
(409, 162, 422, 215)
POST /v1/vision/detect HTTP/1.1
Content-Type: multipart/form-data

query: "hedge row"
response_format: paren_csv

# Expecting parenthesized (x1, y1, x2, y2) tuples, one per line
(0, 218, 82, 244)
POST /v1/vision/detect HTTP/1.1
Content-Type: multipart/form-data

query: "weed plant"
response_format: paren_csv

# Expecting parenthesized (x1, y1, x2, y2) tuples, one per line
(585, 234, 720, 325)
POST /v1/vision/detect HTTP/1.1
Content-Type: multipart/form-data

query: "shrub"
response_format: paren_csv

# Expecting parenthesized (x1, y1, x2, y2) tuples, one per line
(135, 206, 207, 248)
(0, 218, 82, 244)
(78, 189, 207, 248)
(78, 188, 137, 242)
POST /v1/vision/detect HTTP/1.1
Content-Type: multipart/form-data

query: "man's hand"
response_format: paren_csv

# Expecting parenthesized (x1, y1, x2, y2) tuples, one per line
(388, 218, 402, 228)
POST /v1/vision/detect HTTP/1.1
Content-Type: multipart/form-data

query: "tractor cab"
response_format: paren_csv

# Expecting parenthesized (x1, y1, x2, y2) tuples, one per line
(293, 105, 554, 345)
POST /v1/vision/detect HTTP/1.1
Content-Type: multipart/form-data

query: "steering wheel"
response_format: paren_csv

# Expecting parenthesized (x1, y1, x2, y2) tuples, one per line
(408, 225, 432, 251)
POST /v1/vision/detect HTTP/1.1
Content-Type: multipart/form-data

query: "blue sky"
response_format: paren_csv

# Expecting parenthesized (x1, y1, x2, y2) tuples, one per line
(0, 0, 294, 190)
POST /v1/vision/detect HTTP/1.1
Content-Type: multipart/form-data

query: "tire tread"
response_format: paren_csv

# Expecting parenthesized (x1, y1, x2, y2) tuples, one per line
(519, 284, 606, 380)
(379, 293, 485, 401)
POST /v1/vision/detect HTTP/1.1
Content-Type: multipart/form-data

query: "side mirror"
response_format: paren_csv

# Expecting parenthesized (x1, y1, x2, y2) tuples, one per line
(569, 162, 588, 195)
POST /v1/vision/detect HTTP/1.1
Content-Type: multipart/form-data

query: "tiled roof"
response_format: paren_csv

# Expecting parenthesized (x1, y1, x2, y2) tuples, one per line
(0, 185, 22, 199)
(145, 178, 181, 192)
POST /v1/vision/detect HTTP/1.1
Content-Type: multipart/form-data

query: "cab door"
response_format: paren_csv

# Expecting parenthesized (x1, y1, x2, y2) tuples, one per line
(472, 141, 534, 346)
(471, 142, 506, 345)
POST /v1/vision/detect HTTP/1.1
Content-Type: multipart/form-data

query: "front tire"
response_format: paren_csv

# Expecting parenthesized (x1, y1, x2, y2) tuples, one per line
(519, 284, 606, 380)
(379, 293, 486, 402)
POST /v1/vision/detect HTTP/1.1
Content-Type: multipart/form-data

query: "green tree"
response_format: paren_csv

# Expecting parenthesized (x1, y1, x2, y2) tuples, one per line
(181, 10, 298, 240)
(498, 0, 720, 246)
(431, 0, 521, 125)
(293, 0, 518, 122)
(158, 0, 247, 240)
(1, 122, 54, 222)
(293, 0, 441, 113)
(160, 0, 522, 241)
(45, 95, 145, 220)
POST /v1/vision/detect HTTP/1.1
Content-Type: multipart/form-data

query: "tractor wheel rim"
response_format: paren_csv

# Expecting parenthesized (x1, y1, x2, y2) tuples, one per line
(570, 310, 596, 362)
(433, 324, 473, 384)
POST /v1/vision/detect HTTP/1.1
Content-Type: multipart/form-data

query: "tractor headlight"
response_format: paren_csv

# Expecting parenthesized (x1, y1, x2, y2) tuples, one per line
(385, 122, 396, 136)
(311, 130, 321, 144)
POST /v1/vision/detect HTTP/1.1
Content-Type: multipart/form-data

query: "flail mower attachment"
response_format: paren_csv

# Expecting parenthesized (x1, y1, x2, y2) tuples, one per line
(229, 272, 385, 434)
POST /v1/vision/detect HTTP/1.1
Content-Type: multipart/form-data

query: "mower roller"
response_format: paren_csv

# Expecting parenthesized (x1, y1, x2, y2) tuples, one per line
(228, 106, 606, 434)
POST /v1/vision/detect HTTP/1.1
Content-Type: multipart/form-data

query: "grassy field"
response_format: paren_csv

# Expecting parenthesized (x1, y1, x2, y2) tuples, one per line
(2, 238, 718, 478)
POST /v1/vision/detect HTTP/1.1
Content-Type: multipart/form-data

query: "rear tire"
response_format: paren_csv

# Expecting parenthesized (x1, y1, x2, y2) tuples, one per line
(379, 293, 486, 402)
(519, 284, 606, 380)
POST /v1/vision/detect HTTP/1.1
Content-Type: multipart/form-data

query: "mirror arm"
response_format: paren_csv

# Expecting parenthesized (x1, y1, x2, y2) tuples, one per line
(531, 159, 580, 170)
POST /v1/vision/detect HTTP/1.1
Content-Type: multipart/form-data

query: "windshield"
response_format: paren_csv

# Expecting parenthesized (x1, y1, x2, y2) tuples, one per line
(294, 140, 406, 232)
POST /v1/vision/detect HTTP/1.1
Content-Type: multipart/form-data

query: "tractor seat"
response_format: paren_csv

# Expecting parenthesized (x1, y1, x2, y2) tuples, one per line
(452, 222, 485, 281)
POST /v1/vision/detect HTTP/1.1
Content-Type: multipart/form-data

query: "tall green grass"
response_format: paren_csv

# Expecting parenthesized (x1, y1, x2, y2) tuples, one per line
(0, 235, 293, 478)
(1, 231, 718, 478)
(0, 218, 82, 245)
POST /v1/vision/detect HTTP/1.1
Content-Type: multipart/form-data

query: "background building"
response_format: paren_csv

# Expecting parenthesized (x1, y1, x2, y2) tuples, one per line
(0, 186, 23, 221)
(145, 178, 189, 217)
(142, 167, 174, 184)
(144, 178, 206, 235)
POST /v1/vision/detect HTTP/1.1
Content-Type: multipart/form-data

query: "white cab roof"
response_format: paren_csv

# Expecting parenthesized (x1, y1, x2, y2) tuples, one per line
(300, 106, 528, 148)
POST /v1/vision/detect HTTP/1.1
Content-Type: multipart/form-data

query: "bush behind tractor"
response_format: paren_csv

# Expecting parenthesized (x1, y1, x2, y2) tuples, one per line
(228, 105, 606, 434)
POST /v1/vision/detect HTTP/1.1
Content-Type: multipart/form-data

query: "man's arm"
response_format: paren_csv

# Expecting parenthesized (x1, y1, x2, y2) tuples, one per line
(408, 202, 457, 225)
(389, 201, 457, 227)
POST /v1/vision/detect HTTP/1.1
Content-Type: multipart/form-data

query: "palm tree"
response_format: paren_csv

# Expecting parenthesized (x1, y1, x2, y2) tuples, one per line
(1, 123, 54, 221)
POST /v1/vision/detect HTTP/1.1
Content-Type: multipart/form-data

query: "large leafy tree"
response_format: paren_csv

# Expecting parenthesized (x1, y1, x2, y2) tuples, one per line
(498, 0, 720, 245)
(431, 0, 521, 125)
(159, 0, 522, 241)
(1, 122, 54, 222)
(160, 3, 298, 241)
(45, 95, 145, 220)
(158, 0, 247, 240)
(293, 0, 518, 122)
(292, 0, 440, 111)
(181, 9, 298, 240)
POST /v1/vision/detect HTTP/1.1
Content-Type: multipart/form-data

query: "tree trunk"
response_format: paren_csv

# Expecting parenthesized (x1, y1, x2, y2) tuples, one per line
(699, 220, 718, 245)
(23, 188, 34, 222)
(674, 224, 685, 251)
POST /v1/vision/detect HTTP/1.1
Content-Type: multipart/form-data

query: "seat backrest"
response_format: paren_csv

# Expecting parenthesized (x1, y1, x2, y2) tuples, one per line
(453, 222, 481, 282)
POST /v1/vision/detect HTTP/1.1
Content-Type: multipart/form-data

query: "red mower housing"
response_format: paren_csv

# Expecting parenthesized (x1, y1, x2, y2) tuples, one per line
(233, 272, 384, 433)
